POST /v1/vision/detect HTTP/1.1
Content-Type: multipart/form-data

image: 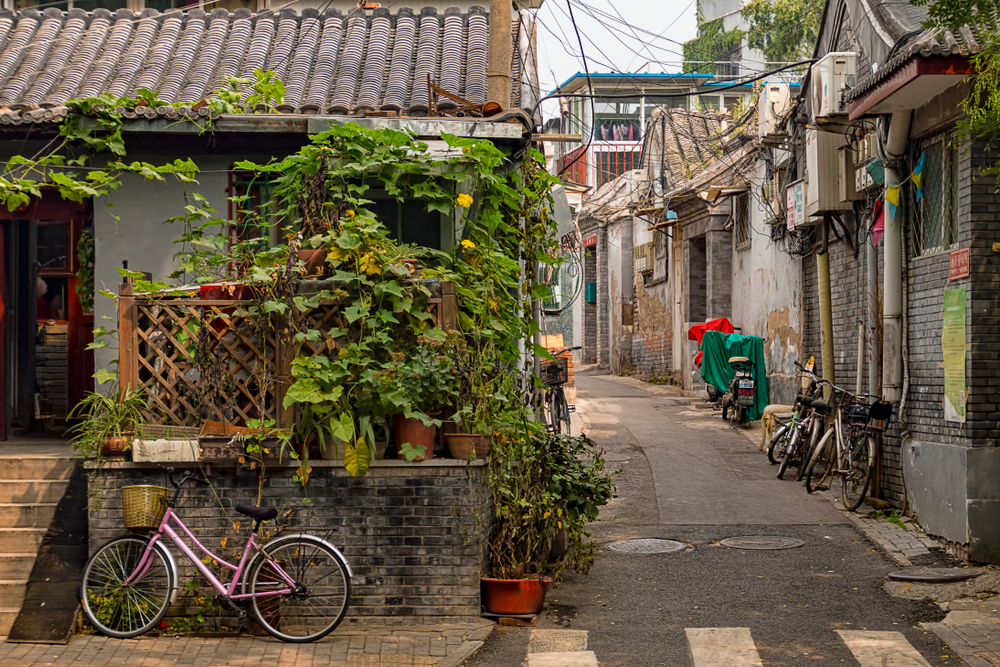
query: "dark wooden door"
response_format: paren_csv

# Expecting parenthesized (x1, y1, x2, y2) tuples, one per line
(0, 220, 7, 440)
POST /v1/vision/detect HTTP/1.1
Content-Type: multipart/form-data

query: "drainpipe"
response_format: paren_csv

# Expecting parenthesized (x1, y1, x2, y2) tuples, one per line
(867, 237, 879, 394)
(881, 110, 912, 403)
(487, 0, 512, 106)
(817, 216, 835, 400)
(597, 221, 609, 368)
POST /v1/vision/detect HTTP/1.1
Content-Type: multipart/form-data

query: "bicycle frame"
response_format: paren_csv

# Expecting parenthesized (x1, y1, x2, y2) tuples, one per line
(124, 506, 295, 602)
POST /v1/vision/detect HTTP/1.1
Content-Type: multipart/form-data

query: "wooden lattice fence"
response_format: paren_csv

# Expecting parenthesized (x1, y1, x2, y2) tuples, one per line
(118, 281, 456, 429)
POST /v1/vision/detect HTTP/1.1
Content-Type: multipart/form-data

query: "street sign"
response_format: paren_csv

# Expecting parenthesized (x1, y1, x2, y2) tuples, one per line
(581, 234, 598, 247)
(949, 247, 970, 281)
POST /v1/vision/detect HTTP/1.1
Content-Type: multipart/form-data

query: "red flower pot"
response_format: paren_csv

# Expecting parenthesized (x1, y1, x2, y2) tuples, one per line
(393, 414, 436, 462)
(444, 433, 491, 459)
(481, 577, 553, 615)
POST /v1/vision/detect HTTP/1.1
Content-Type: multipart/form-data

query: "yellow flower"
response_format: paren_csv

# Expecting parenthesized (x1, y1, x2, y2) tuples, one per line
(345, 210, 355, 218)
(456, 193, 473, 208)
(461, 239, 476, 249)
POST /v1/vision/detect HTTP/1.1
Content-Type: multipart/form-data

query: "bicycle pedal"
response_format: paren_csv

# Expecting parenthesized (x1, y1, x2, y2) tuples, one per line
(567, 405, 576, 413)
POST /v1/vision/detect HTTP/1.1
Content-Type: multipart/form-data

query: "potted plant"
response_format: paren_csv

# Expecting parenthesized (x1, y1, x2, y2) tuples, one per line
(445, 335, 502, 459)
(378, 338, 460, 462)
(481, 421, 615, 615)
(68, 386, 149, 459)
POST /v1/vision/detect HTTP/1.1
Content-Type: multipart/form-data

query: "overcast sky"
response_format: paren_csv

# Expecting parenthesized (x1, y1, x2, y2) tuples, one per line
(533, 0, 700, 120)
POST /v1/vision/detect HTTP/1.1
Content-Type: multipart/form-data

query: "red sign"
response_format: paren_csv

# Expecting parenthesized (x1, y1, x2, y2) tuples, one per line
(581, 234, 598, 247)
(949, 247, 970, 281)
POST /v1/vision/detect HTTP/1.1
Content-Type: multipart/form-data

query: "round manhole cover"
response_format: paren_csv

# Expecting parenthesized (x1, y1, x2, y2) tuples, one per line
(721, 536, 805, 550)
(888, 568, 985, 583)
(607, 539, 687, 554)
(604, 454, 632, 462)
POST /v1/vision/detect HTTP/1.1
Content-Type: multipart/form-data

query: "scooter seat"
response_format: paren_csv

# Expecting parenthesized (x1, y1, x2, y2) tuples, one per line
(728, 356, 750, 364)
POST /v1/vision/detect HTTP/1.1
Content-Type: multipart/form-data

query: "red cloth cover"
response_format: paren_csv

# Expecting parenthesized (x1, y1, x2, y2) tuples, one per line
(687, 317, 736, 367)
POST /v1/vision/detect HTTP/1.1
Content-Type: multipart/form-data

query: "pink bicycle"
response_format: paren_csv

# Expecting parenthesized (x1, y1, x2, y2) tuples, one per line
(80, 469, 352, 643)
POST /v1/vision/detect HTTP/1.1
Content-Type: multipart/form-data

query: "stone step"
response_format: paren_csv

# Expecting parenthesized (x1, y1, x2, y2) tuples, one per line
(0, 555, 36, 580)
(0, 458, 75, 481)
(0, 504, 57, 529)
(0, 481, 69, 504)
(0, 582, 25, 608)
(0, 529, 45, 552)
(0, 609, 16, 636)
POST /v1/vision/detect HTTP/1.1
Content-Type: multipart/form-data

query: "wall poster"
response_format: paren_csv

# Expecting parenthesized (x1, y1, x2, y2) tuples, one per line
(942, 288, 967, 423)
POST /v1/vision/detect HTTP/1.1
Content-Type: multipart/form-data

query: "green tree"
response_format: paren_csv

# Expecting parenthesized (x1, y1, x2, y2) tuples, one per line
(682, 3, 744, 75)
(741, 0, 825, 63)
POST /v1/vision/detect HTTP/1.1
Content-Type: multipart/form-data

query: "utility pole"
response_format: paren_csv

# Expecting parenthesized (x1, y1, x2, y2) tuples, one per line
(487, 0, 512, 106)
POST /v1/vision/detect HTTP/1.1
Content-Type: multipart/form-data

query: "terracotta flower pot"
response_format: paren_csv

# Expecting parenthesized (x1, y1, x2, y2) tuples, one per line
(393, 414, 436, 462)
(101, 435, 132, 457)
(297, 249, 326, 278)
(481, 577, 553, 615)
(444, 433, 491, 460)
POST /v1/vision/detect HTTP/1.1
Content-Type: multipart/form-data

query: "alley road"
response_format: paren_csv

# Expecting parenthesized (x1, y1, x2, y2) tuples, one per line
(465, 373, 961, 667)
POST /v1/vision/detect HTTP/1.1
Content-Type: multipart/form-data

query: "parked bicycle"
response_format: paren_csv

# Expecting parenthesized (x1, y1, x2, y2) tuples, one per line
(541, 346, 581, 434)
(766, 361, 823, 479)
(80, 468, 352, 643)
(802, 386, 892, 510)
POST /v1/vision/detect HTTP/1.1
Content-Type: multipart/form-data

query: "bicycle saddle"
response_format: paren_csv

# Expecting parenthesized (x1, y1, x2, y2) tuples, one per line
(796, 395, 814, 407)
(235, 504, 278, 521)
(810, 400, 832, 415)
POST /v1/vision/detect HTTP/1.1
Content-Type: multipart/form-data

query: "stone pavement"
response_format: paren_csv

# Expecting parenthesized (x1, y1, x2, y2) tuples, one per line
(0, 623, 493, 667)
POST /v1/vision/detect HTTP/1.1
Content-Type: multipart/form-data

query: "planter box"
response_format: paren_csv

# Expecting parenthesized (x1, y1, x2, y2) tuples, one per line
(133, 439, 200, 463)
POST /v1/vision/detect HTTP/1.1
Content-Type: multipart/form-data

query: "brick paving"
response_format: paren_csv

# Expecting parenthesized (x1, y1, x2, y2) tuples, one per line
(0, 624, 493, 667)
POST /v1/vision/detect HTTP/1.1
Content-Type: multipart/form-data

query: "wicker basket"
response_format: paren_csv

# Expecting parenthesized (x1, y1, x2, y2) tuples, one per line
(122, 485, 169, 530)
(542, 358, 569, 386)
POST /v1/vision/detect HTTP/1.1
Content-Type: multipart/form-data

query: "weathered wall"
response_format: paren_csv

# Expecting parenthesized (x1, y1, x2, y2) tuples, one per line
(89, 459, 490, 625)
(731, 167, 804, 405)
(632, 217, 673, 379)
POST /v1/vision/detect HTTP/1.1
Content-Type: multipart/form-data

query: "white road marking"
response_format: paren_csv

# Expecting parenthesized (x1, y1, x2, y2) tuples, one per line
(838, 630, 933, 667)
(526, 629, 595, 666)
(686, 628, 763, 666)
(527, 651, 599, 667)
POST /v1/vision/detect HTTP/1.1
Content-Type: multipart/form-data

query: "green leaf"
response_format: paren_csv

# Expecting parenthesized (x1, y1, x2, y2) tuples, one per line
(262, 300, 288, 315)
(343, 437, 372, 477)
(85, 340, 109, 350)
(93, 368, 118, 385)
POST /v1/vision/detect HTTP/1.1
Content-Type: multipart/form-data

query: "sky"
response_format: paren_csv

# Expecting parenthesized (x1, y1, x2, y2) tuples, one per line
(533, 0, 701, 121)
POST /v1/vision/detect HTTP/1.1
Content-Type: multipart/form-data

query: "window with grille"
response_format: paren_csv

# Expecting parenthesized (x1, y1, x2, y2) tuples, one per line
(653, 229, 669, 276)
(734, 193, 751, 250)
(597, 150, 641, 186)
(229, 171, 279, 250)
(541, 265, 561, 310)
(907, 132, 959, 256)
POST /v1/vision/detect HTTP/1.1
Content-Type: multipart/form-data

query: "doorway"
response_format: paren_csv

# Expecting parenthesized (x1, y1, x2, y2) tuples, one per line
(0, 194, 93, 440)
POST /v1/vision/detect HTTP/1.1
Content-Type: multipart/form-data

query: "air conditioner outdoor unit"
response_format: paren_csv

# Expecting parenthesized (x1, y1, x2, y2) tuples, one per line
(811, 52, 857, 119)
(626, 169, 649, 205)
(634, 242, 654, 273)
(805, 129, 852, 216)
(758, 83, 790, 140)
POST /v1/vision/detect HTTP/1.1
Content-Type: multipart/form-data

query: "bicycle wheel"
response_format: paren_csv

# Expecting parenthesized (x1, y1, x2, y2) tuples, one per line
(777, 426, 801, 479)
(840, 434, 875, 511)
(805, 439, 835, 494)
(248, 535, 351, 643)
(80, 535, 174, 639)
(556, 391, 571, 435)
(547, 390, 566, 435)
(767, 425, 789, 465)
(796, 422, 821, 482)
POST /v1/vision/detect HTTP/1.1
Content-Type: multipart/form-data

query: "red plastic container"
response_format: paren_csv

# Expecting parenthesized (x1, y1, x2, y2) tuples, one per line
(481, 577, 553, 615)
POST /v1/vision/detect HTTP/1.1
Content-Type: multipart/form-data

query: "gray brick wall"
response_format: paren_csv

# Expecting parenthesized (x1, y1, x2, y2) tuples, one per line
(88, 461, 491, 626)
(632, 330, 672, 379)
(584, 246, 598, 365)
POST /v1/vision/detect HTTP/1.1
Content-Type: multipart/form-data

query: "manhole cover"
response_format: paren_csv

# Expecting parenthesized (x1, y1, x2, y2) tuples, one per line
(607, 539, 687, 554)
(720, 536, 805, 550)
(604, 454, 631, 462)
(888, 568, 985, 583)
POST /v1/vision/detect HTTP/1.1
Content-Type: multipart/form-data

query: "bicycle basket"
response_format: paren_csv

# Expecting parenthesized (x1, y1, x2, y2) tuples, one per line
(543, 358, 569, 386)
(122, 485, 168, 530)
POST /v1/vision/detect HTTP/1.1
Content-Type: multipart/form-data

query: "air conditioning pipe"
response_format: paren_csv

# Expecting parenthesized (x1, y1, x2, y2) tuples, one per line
(881, 110, 912, 403)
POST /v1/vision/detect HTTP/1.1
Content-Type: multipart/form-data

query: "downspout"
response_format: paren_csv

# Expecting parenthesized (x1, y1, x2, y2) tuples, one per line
(881, 110, 912, 403)
(487, 0, 512, 107)
(817, 216, 836, 400)
(867, 236, 879, 394)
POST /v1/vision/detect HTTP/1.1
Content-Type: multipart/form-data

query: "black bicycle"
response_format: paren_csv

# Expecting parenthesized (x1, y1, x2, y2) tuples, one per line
(542, 346, 581, 435)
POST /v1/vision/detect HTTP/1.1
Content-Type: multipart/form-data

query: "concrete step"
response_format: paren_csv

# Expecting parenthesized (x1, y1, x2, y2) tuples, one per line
(0, 582, 25, 608)
(0, 481, 69, 504)
(0, 609, 16, 636)
(0, 555, 36, 580)
(0, 458, 75, 481)
(0, 529, 45, 552)
(0, 504, 57, 529)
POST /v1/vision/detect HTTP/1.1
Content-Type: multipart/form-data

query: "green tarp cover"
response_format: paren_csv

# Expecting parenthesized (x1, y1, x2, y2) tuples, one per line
(699, 330, 769, 422)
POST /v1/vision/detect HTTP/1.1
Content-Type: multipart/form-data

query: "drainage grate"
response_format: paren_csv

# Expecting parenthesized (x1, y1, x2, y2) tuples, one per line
(888, 568, 985, 583)
(720, 536, 805, 550)
(607, 539, 687, 554)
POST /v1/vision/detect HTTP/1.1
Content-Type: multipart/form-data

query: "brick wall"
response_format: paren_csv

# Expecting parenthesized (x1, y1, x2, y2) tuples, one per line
(632, 330, 672, 379)
(89, 460, 491, 626)
(583, 246, 598, 365)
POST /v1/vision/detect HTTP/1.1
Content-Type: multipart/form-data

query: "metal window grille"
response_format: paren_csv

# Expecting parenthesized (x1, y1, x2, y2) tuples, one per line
(229, 170, 278, 249)
(734, 193, 751, 250)
(597, 149, 641, 187)
(907, 132, 959, 256)
(542, 265, 561, 310)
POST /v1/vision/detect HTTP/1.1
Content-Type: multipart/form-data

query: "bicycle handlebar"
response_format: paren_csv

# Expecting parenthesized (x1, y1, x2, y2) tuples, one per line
(159, 466, 209, 489)
(551, 346, 582, 355)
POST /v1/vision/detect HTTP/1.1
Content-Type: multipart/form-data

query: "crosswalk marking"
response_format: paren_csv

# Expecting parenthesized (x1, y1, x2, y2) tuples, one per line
(838, 630, 934, 667)
(527, 630, 596, 666)
(527, 651, 599, 667)
(686, 628, 763, 667)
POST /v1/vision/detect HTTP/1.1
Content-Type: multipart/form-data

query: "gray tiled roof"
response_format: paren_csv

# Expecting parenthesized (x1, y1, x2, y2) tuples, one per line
(0, 5, 525, 125)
